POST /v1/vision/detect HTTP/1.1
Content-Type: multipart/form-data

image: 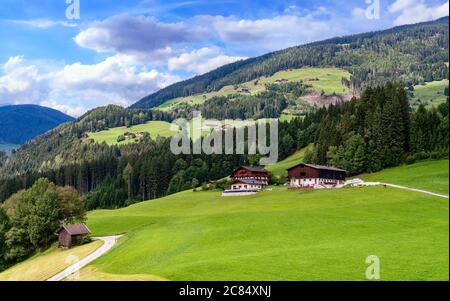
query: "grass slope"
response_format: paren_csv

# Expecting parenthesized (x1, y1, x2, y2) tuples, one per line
(87, 121, 174, 145)
(69, 267, 166, 281)
(88, 118, 296, 146)
(84, 161, 449, 280)
(266, 144, 313, 177)
(0, 240, 103, 281)
(361, 160, 449, 195)
(411, 79, 449, 108)
(157, 67, 351, 111)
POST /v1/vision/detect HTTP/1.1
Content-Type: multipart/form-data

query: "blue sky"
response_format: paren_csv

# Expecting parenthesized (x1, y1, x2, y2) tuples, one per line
(0, 0, 448, 116)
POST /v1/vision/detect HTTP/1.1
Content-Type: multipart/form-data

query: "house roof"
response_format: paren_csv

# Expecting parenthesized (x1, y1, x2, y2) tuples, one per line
(233, 166, 268, 173)
(287, 163, 346, 172)
(232, 179, 266, 185)
(61, 224, 90, 235)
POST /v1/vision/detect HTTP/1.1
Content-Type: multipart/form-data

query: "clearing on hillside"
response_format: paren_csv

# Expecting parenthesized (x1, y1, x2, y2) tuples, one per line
(410, 79, 449, 109)
(87, 121, 174, 146)
(157, 67, 352, 112)
(83, 160, 448, 281)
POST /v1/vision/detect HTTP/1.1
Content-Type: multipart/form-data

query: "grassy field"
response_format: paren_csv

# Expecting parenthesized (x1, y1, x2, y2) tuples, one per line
(411, 80, 449, 108)
(88, 118, 299, 146)
(157, 67, 351, 111)
(69, 267, 166, 281)
(361, 160, 449, 195)
(266, 144, 313, 177)
(87, 121, 175, 145)
(83, 160, 449, 280)
(0, 240, 103, 281)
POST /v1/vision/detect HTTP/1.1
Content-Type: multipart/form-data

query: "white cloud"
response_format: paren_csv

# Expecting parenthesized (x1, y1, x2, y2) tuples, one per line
(0, 55, 180, 116)
(168, 47, 246, 74)
(351, 7, 367, 19)
(388, 0, 449, 25)
(39, 100, 85, 117)
(0, 56, 49, 104)
(193, 14, 346, 52)
(74, 14, 194, 57)
(9, 19, 78, 29)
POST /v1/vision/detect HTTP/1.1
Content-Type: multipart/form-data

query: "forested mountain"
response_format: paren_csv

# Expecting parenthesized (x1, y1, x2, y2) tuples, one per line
(0, 105, 74, 144)
(132, 17, 449, 109)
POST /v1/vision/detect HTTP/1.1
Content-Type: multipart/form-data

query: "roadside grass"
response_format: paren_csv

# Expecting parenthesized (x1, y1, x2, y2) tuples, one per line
(67, 266, 166, 281)
(361, 160, 449, 195)
(85, 162, 449, 280)
(411, 79, 449, 109)
(157, 67, 351, 111)
(0, 240, 103, 281)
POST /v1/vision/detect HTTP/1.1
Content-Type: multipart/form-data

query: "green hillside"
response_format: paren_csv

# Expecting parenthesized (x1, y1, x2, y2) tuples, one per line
(266, 144, 313, 177)
(361, 160, 449, 194)
(132, 17, 449, 109)
(87, 118, 296, 146)
(157, 67, 351, 112)
(82, 160, 449, 281)
(87, 121, 174, 145)
(410, 79, 449, 109)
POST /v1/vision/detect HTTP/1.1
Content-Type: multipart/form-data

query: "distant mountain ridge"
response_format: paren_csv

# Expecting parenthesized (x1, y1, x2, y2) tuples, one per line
(0, 104, 74, 145)
(131, 17, 449, 109)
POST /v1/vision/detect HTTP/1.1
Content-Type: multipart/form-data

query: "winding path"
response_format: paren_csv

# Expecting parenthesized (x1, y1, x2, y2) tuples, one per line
(47, 235, 122, 281)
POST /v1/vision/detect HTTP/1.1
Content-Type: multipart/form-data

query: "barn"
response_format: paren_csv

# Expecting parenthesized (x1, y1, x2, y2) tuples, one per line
(287, 163, 346, 189)
(58, 224, 90, 248)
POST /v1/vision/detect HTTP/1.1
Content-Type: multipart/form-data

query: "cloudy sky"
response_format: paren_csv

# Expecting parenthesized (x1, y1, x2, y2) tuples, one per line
(0, 0, 448, 116)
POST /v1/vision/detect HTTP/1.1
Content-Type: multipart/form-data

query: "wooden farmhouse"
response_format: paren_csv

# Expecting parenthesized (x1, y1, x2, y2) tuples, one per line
(58, 224, 90, 248)
(223, 166, 269, 196)
(287, 163, 346, 189)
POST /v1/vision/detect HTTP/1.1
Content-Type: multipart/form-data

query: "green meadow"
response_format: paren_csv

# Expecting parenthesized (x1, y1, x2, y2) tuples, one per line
(87, 118, 299, 146)
(157, 67, 351, 111)
(361, 160, 449, 195)
(82, 160, 449, 281)
(266, 144, 313, 177)
(411, 79, 449, 108)
(87, 121, 175, 145)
